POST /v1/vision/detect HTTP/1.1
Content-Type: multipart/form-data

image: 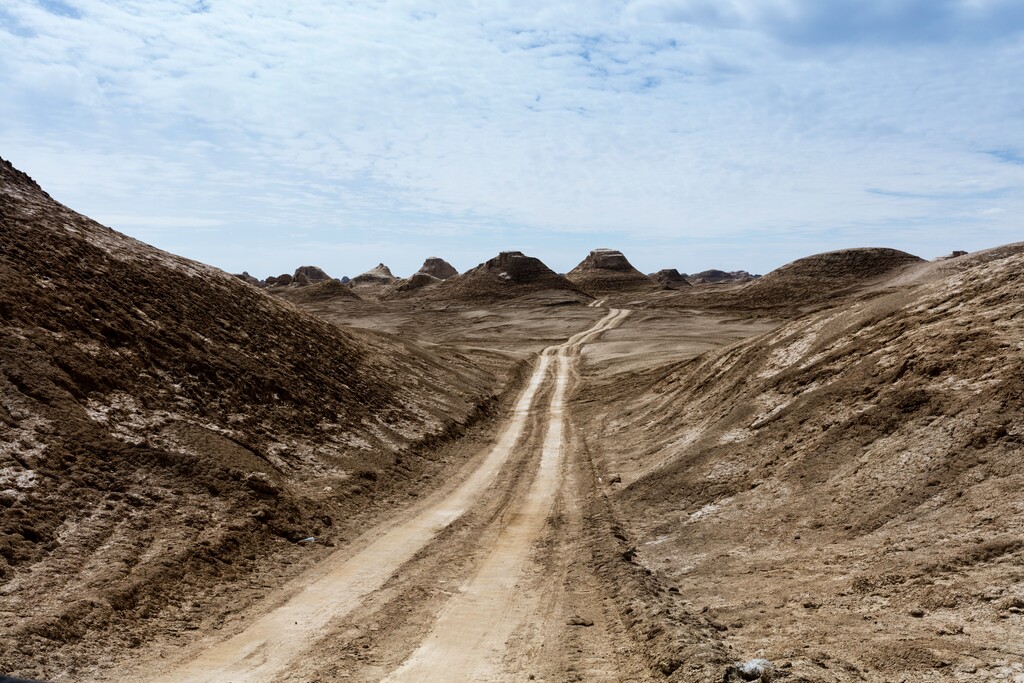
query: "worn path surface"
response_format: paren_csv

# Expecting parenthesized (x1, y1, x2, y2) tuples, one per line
(138, 308, 637, 683)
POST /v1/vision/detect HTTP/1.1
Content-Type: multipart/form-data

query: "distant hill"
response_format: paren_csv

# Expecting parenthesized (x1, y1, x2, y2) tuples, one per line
(408, 251, 590, 304)
(566, 249, 659, 296)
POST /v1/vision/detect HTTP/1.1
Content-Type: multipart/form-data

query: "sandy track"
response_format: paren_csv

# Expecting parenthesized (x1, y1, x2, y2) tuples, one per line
(384, 308, 629, 681)
(139, 309, 627, 683)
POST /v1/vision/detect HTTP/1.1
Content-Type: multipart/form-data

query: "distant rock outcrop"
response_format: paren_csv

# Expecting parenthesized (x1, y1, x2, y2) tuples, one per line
(266, 273, 293, 287)
(352, 263, 397, 285)
(293, 265, 332, 285)
(409, 251, 588, 303)
(649, 269, 692, 288)
(687, 269, 758, 285)
(395, 272, 442, 292)
(566, 249, 658, 296)
(274, 278, 361, 303)
(418, 257, 458, 280)
(233, 271, 261, 286)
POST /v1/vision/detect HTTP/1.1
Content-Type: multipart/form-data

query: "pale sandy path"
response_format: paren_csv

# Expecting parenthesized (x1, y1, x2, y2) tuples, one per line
(384, 308, 629, 682)
(139, 310, 624, 683)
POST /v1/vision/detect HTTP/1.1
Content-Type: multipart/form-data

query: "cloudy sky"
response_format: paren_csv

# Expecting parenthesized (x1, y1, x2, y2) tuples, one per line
(2, 1, 1022, 278)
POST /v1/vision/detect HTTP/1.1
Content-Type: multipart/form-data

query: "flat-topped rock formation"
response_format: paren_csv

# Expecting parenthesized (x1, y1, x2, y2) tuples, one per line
(566, 249, 659, 296)
(293, 265, 332, 285)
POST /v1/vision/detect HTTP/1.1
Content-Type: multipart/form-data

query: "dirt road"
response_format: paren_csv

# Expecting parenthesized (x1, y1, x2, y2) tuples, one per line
(138, 308, 638, 682)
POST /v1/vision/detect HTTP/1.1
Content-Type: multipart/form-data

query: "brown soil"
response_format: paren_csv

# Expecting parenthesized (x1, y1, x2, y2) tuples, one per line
(577, 243, 1024, 681)
(3, 154, 1022, 682)
(0, 157, 508, 680)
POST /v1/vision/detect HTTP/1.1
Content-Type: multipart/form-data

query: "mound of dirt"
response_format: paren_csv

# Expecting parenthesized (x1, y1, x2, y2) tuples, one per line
(265, 272, 293, 287)
(352, 263, 397, 285)
(417, 257, 458, 280)
(412, 251, 590, 304)
(566, 249, 659, 296)
(657, 247, 925, 316)
(687, 269, 758, 285)
(0, 156, 503, 679)
(580, 244, 1024, 680)
(733, 246, 923, 311)
(233, 271, 261, 286)
(272, 278, 361, 303)
(292, 265, 332, 286)
(349, 264, 398, 300)
(649, 268, 692, 288)
(390, 271, 442, 294)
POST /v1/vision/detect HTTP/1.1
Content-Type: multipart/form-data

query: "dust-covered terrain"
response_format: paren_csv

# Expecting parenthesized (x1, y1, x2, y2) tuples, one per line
(2, 155, 1022, 682)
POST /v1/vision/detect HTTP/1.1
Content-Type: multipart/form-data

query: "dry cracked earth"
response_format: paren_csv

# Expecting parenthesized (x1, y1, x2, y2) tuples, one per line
(1, 155, 1022, 682)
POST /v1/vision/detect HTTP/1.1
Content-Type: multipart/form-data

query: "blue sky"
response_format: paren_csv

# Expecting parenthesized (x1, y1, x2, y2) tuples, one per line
(1, 1, 1022, 278)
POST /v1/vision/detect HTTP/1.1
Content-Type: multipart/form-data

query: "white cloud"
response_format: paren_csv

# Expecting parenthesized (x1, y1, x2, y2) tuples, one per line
(1, 0, 1022, 277)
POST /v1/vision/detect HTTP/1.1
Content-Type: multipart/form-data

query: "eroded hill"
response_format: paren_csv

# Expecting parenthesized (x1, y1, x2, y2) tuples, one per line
(0, 158, 511, 679)
(578, 244, 1024, 681)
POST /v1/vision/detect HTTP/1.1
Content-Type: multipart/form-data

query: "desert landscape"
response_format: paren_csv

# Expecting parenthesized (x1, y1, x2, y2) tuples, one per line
(2, 154, 1022, 683)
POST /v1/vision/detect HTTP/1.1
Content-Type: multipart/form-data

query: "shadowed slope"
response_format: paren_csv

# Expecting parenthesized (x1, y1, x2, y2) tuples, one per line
(0, 156, 499, 679)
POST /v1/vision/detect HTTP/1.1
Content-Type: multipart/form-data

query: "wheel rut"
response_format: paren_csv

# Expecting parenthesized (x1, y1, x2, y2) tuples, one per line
(138, 308, 633, 683)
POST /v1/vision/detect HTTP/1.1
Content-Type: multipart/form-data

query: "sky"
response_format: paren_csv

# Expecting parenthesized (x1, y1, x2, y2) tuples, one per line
(1, 0, 1023, 279)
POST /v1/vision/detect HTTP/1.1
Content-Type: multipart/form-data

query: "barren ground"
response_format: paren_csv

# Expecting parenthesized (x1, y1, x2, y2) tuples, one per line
(4, 158, 1023, 682)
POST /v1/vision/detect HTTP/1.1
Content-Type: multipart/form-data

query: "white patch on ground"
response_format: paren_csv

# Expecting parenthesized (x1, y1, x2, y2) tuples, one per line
(758, 315, 835, 379)
(644, 535, 671, 546)
(0, 467, 40, 491)
(687, 497, 733, 523)
(749, 390, 793, 429)
(718, 427, 751, 444)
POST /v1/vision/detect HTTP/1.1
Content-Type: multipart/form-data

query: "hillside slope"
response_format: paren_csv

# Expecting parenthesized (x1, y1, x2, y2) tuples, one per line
(658, 247, 925, 317)
(0, 157, 503, 679)
(581, 244, 1024, 681)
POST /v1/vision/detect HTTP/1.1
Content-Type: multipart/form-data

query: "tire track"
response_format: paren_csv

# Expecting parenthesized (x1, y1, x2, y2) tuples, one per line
(383, 308, 629, 682)
(139, 310, 623, 683)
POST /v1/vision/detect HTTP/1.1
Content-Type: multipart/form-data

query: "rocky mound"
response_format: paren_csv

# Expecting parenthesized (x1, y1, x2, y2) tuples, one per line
(352, 263, 396, 285)
(765, 247, 923, 281)
(583, 245, 1024, 679)
(687, 269, 758, 284)
(734, 247, 923, 311)
(392, 271, 442, 293)
(234, 271, 261, 286)
(649, 268, 692, 288)
(272, 278, 361, 303)
(0, 156, 500, 678)
(265, 272, 293, 287)
(660, 248, 926, 316)
(292, 265, 332, 285)
(566, 249, 659, 296)
(417, 251, 588, 303)
(417, 257, 458, 280)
